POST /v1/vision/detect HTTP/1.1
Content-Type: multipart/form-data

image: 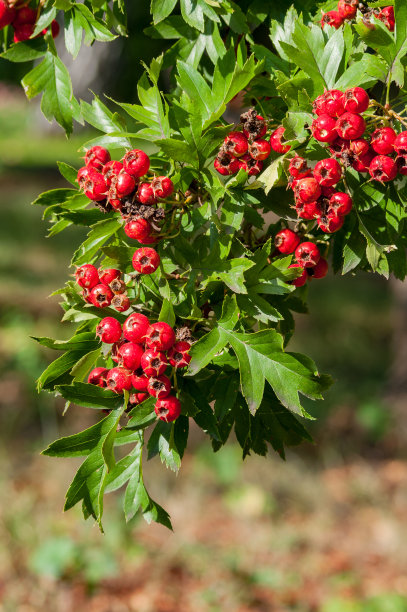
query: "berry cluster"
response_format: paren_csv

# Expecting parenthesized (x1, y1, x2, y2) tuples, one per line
(0, 0, 59, 42)
(275, 230, 328, 288)
(321, 2, 394, 32)
(89, 314, 192, 423)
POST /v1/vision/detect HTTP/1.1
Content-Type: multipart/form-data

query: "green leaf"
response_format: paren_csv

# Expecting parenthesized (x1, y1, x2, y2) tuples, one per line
(151, 0, 178, 24)
(147, 421, 181, 472)
(71, 218, 121, 266)
(64, 8, 83, 59)
(57, 162, 79, 186)
(37, 349, 91, 391)
(32, 332, 99, 351)
(158, 298, 176, 327)
(32, 188, 77, 207)
(180, 0, 205, 32)
(56, 383, 123, 410)
(1, 38, 47, 62)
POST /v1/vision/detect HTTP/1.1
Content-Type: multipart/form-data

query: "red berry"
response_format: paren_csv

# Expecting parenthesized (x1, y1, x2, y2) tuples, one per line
(13, 23, 34, 42)
(394, 131, 407, 155)
(321, 10, 344, 29)
(102, 160, 123, 187)
(98, 268, 121, 285)
(141, 349, 168, 377)
(329, 138, 350, 158)
(317, 212, 345, 233)
(378, 6, 395, 32)
(132, 247, 160, 275)
(269, 126, 290, 154)
(242, 114, 267, 140)
(335, 112, 366, 140)
(329, 192, 353, 216)
(309, 258, 329, 279)
(118, 342, 144, 371)
(320, 185, 336, 199)
(112, 294, 131, 313)
(343, 87, 369, 113)
(214, 153, 240, 176)
(76, 166, 93, 188)
(50, 19, 59, 38)
(112, 171, 136, 198)
(0, 0, 16, 28)
(147, 375, 171, 399)
(238, 154, 263, 175)
(137, 182, 157, 204)
(106, 367, 132, 393)
(129, 392, 149, 406)
(108, 196, 122, 211)
(123, 149, 150, 177)
(83, 172, 107, 202)
(88, 367, 108, 387)
(90, 284, 114, 308)
(396, 155, 407, 176)
(96, 317, 122, 344)
(124, 218, 153, 242)
(145, 321, 176, 351)
(369, 155, 398, 182)
(248, 138, 271, 161)
(288, 155, 310, 178)
(313, 158, 342, 187)
(349, 138, 370, 159)
(123, 313, 150, 343)
(274, 229, 300, 254)
(82, 288, 93, 304)
(296, 200, 322, 220)
(151, 176, 174, 198)
(85, 146, 110, 172)
(155, 396, 181, 422)
(295, 242, 320, 268)
(352, 150, 374, 173)
(311, 114, 338, 143)
(167, 341, 192, 368)
(224, 131, 249, 157)
(288, 263, 308, 287)
(370, 127, 396, 155)
(323, 90, 345, 118)
(131, 374, 149, 391)
(13, 5, 36, 26)
(337, 0, 358, 20)
(75, 264, 99, 289)
(294, 177, 322, 203)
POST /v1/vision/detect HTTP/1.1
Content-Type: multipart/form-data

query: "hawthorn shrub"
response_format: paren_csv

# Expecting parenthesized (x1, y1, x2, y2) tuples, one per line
(3, 0, 407, 530)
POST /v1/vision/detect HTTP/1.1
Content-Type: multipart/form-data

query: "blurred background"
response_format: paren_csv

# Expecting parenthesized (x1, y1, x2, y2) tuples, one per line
(1, 3, 407, 611)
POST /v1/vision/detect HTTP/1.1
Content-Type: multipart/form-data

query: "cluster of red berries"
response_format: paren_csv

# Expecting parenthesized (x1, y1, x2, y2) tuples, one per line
(77, 145, 174, 245)
(0, 0, 59, 42)
(88, 314, 192, 423)
(274, 230, 328, 288)
(321, 1, 394, 32)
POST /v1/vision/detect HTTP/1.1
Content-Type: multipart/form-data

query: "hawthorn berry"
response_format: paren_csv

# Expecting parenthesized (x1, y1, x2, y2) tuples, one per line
(102, 160, 123, 187)
(242, 113, 267, 140)
(309, 257, 329, 279)
(369, 155, 398, 182)
(129, 392, 149, 406)
(317, 212, 345, 233)
(145, 322, 176, 351)
(168, 341, 192, 368)
(396, 155, 407, 176)
(141, 349, 168, 377)
(82, 288, 93, 304)
(155, 396, 181, 422)
(147, 375, 171, 399)
(112, 171, 136, 198)
(14, 24, 34, 42)
(123, 149, 150, 177)
(349, 138, 370, 159)
(118, 342, 144, 371)
(112, 294, 130, 313)
(83, 172, 107, 201)
(311, 115, 338, 143)
(249, 139, 271, 161)
(337, 0, 358, 20)
(343, 87, 370, 113)
(288, 155, 310, 179)
(137, 182, 157, 204)
(335, 112, 366, 140)
(329, 192, 353, 216)
(99, 268, 121, 285)
(77, 166, 93, 188)
(87, 367, 108, 387)
(269, 126, 290, 154)
(352, 151, 374, 173)
(13, 5, 36, 26)
(85, 146, 110, 171)
(151, 176, 174, 198)
(314, 158, 342, 187)
(378, 6, 395, 31)
(90, 284, 114, 308)
(124, 218, 153, 242)
(274, 229, 300, 254)
(50, 20, 60, 38)
(296, 200, 322, 220)
(123, 313, 150, 343)
(238, 154, 263, 175)
(394, 132, 407, 155)
(370, 127, 396, 155)
(321, 11, 343, 29)
(295, 242, 321, 268)
(294, 177, 322, 203)
(0, 0, 16, 29)
(132, 247, 160, 275)
(214, 153, 240, 176)
(106, 367, 132, 393)
(131, 373, 149, 391)
(224, 131, 249, 157)
(75, 264, 99, 289)
(288, 263, 308, 287)
(323, 90, 345, 118)
(96, 317, 122, 344)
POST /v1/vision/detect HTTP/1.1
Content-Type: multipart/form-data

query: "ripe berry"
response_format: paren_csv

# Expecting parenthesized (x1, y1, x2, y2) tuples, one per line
(396, 155, 407, 176)
(317, 212, 345, 233)
(131, 374, 149, 391)
(295, 242, 320, 268)
(112, 171, 136, 198)
(394, 132, 407, 155)
(123, 313, 150, 343)
(335, 112, 366, 140)
(370, 127, 396, 155)
(83, 172, 107, 201)
(102, 160, 123, 187)
(329, 138, 350, 158)
(378, 6, 395, 32)
(75, 264, 99, 289)
(141, 349, 167, 377)
(328, 192, 353, 216)
(369, 155, 398, 182)
(321, 11, 344, 29)
(242, 114, 267, 140)
(85, 146, 110, 172)
(294, 177, 322, 203)
(129, 392, 149, 406)
(112, 294, 131, 313)
(323, 90, 345, 118)
(137, 182, 157, 204)
(224, 131, 249, 157)
(124, 218, 153, 242)
(343, 87, 369, 113)
(13, 5, 36, 26)
(269, 126, 290, 154)
(214, 153, 240, 176)
(77, 166, 93, 188)
(352, 151, 374, 173)
(108, 195, 122, 211)
(132, 247, 160, 275)
(96, 317, 122, 344)
(0, 0, 16, 29)
(314, 158, 342, 187)
(349, 138, 370, 159)
(288, 263, 308, 287)
(296, 200, 322, 220)
(274, 229, 300, 254)
(145, 322, 176, 351)
(90, 284, 114, 308)
(168, 341, 192, 368)
(155, 396, 181, 422)
(98, 268, 121, 285)
(309, 257, 329, 279)
(311, 114, 338, 143)
(288, 155, 310, 179)
(82, 288, 93, 304)
(147, 375, 171, 399)
(249, 139, 271, 161)
(118, 342, 144, 371)
(123, 149, 150, 177)
(238, 154, 263, 175)
(337, 0, 358, 20)
(50, 19, 60, 38)
(151, 176, 174, 198)
(14, 24, 34, 42)
(88, 367, 108, 387)
(106, 367, 132, 393)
